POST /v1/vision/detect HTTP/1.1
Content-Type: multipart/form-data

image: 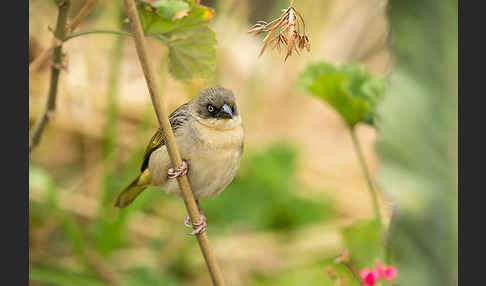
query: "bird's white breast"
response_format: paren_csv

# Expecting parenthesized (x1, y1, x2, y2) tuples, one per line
(158, 117, 244, 199)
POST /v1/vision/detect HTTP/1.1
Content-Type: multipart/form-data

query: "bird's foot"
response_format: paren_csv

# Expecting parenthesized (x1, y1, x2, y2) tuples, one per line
(183, 216, 192, 228)
(168, 160, 188, 179)
(183, 215, 207, 235)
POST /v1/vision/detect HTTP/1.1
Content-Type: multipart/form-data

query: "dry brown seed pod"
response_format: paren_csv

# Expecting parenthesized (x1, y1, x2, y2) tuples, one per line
(248, 3, 310, 61)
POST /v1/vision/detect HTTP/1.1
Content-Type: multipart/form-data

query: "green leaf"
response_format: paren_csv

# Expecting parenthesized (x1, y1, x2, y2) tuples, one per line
(168, 27, 216, 80)
(297, 62, 385, 127)
(138, 1, 213, 35)
(151, 0, 190, 21)
(341, 219, 384, 269)
(377, 0, 457, 285)
(137, 1, 216, 80)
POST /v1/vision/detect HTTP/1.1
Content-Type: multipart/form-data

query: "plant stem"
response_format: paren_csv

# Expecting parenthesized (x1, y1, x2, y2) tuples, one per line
(29, 0, 99, 73)
(123, 1, 226, 285)
(64, 30, 171, 44)
(67, 0, 99, 33)
(64, 29, 133, 42)
(344, 262, 364, 286)
(100, 2, 125, 211)
(29, 0, 71, 153)
(349, 126, 382, 225)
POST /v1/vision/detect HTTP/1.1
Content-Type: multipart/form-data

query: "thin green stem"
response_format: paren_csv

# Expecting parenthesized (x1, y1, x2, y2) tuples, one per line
(101, 4, 125, 209)
(350, 126, 382, 225)
(63, 29, 171, 44)
(63, 29, 133, 42)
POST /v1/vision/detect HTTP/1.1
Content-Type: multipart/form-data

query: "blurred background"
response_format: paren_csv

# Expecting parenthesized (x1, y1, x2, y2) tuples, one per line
(29, 0, 456, 285)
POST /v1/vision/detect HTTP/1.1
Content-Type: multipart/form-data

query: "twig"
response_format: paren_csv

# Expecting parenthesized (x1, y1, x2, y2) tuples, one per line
(122, 1, 226, 285)
(64, 29, 133, 42)
(29, 0, 71, 153)
(67, 0, 99, 33)
(29, 0, 99, 72)
(349, 127, 382, 225)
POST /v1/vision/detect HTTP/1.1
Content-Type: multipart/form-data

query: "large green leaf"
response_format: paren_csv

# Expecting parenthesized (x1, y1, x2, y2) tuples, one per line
(297, 62, 385, 127)
(168, 27, 216, 80)
(137, 0, 216, 80)
(377, 0, 458, 285)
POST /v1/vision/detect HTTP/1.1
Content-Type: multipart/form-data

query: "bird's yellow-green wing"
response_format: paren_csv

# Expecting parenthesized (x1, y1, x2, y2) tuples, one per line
(140, 129, 165, 172)
(140, 102, 191, 172)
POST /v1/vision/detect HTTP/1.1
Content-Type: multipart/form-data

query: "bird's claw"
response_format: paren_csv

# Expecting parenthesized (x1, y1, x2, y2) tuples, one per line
(168, 160, 188, 179)
(183, 215, 207, 235)
(184, 216, 192, 228)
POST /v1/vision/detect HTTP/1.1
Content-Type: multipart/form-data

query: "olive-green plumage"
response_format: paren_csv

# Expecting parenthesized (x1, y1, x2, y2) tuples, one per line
(114, 169, 151, 208)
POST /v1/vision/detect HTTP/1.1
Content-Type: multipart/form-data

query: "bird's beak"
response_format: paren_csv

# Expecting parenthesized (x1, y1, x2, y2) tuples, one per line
(219, 103, 233, 119)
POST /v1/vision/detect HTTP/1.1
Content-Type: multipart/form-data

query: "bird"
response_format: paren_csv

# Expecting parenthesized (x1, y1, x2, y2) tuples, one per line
(114, 86, 244, 235)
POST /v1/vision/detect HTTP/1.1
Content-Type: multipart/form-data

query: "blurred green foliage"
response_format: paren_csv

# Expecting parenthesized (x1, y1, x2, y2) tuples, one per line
(297, 62, 385, 127)
(251, 258, 361, 286)
(29, 141, 336, 285)
(341, 219, 384, 270)
(30, 268, 105, 286)
(122, 268, 180, 285)
(203, 143, 335, 233)
(137, 0, 217, 80)
(377, 0, 458, 285)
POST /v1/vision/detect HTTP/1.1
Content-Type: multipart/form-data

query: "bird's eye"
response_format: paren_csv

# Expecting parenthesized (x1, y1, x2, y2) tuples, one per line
(207, 105, 215, 112)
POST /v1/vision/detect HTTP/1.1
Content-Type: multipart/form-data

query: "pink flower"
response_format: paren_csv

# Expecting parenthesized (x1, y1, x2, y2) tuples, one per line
(374, 262, 398, 280)
(375, 263, 386, 276)
(360, 268, 380, 286)
(383, 266, 397, 280)
(360, 263, 397, 285)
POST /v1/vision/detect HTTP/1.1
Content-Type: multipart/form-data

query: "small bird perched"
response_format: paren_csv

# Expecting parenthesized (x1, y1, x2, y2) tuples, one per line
(114, 87, 244, 235)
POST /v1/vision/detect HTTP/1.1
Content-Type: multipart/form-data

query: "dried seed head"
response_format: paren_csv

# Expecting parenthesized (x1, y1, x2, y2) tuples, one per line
(248, 5, 310, 61)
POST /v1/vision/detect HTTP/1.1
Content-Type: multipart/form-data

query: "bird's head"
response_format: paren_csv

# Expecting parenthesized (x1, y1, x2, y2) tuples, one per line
(192, 87, 241, 130)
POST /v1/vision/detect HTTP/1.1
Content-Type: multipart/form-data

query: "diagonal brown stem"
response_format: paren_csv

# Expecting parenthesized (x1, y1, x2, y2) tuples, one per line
(122, 0, 226, 285)
(29, 0, 71, 153)
(67, 0, 99, 33)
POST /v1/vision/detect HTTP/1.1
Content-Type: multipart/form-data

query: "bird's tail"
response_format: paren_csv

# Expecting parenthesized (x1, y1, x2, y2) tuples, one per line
(114, 169, 152, 208)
